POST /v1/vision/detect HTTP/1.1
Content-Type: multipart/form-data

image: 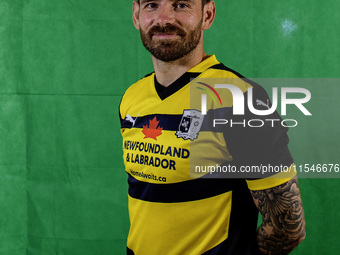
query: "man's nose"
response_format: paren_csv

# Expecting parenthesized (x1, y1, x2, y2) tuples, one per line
(156, 5, 175, 26)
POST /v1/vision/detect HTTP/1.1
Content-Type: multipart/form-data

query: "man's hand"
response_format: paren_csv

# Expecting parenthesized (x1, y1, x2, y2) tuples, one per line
(250, 176, 306, 254)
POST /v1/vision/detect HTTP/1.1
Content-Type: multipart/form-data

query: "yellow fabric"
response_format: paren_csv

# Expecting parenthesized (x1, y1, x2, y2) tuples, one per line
(127, 192, 232, 255)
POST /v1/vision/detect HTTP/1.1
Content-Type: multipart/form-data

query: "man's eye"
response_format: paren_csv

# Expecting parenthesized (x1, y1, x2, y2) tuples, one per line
(175, 3, 188, 9)
(145, 3, 157, 8)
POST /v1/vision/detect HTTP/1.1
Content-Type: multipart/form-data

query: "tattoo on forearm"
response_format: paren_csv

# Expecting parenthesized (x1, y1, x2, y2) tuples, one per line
(250, 177, 306, 254)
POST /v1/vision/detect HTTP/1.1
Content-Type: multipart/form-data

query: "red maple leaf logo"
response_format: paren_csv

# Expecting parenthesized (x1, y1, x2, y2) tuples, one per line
(142, 117, 163, 140)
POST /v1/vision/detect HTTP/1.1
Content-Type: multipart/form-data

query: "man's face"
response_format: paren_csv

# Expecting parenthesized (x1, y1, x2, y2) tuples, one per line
(134, 0, 204, 62)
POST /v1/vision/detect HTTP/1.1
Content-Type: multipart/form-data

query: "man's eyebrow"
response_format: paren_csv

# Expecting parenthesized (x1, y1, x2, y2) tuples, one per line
(173, 0, 194, 2)
(140, 0, 159, 4)
(140, 0, 194, 4)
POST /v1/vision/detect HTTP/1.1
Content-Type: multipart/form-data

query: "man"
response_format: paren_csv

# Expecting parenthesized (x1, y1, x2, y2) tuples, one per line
(120, 0, 306, 254)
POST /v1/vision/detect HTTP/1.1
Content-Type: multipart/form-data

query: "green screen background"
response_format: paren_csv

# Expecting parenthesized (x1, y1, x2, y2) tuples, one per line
(0, 0, 339, 254)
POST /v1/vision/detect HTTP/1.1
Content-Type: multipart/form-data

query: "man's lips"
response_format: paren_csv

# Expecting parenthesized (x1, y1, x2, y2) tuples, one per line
(152, 33, 181, 39)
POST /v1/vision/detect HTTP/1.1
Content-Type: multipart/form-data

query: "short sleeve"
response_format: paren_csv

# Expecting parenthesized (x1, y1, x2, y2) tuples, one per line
(222, 81, 295, 189)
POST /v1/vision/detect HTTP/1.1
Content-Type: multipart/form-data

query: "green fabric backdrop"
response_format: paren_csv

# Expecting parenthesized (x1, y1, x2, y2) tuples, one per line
(0, 0, 339, 254)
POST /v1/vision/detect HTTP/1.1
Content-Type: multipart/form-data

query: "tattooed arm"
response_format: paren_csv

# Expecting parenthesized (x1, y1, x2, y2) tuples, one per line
(250, 176, 306, 254)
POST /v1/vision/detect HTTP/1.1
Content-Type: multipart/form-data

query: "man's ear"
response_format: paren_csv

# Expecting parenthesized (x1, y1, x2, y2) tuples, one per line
(202, 1, 216, 31)
(132, 1, 140, 30)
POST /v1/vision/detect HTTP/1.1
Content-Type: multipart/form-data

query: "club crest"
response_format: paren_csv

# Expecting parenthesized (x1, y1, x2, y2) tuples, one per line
(176, 110, 204, 141)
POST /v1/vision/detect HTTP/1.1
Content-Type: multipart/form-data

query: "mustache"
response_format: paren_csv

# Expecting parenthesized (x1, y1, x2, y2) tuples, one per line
(148, 24, 186, 36)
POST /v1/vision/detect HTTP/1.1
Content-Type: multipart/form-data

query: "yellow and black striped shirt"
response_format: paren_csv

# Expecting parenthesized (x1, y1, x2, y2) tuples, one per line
(120, 55, 295, 255)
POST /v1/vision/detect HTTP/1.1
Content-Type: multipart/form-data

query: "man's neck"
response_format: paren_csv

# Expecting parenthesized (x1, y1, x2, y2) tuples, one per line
(152, 46, 207, 87)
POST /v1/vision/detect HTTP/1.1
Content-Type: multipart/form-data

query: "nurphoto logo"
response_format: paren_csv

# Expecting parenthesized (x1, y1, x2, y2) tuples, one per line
(195, 79, 312, 128)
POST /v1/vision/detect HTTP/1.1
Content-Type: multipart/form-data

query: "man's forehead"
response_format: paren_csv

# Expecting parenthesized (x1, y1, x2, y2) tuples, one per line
(139, 0, 197, 4)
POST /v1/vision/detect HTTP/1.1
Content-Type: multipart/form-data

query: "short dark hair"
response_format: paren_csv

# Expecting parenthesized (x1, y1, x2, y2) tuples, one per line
(136, 0, 212, 7)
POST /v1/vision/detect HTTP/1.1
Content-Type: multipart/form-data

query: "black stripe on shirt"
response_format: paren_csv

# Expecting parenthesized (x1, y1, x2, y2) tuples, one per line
(121, 107, 233, 132)
(128, 174, 235, 203)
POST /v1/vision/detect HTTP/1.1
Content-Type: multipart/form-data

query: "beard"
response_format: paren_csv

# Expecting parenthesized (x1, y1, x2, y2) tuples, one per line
(139, 19, 203, 62)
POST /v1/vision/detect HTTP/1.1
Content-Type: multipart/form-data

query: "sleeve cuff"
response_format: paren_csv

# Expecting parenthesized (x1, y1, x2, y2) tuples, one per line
(246, 164, 297, 191)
